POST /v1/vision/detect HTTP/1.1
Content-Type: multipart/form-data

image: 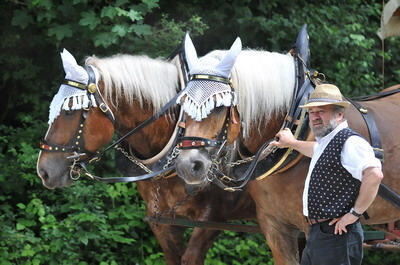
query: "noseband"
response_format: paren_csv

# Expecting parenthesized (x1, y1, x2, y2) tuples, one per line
(39, 66, 115, 166)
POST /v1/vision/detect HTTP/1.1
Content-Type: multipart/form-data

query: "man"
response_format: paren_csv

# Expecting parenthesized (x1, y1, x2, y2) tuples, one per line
(271, 83, 383, 265)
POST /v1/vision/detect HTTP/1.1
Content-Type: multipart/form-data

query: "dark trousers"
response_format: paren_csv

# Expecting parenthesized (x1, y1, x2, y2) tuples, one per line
(300, 221, 364, 265)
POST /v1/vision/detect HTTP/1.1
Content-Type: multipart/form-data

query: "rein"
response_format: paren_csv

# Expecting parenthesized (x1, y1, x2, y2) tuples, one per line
(209, 56, 315, 191)
(40, 47, 189, 183)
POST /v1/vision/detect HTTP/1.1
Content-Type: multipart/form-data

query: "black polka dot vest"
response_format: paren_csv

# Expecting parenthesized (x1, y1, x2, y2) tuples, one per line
(308, 128, 361, 219)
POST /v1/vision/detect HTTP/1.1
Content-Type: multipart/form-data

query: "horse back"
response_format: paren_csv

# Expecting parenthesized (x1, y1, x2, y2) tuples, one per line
(346, 90, 400, 223)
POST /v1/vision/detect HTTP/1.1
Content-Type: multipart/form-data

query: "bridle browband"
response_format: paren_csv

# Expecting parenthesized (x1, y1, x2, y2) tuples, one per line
(190, 74, 231, 85)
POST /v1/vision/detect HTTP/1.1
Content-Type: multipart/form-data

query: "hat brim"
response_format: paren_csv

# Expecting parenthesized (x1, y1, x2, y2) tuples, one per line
(300, 101, 351, 109)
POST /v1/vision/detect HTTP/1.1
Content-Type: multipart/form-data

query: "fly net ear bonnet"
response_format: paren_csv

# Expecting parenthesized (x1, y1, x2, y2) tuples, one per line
(48, 49, 98, 125)
(176, 33, 242, 121)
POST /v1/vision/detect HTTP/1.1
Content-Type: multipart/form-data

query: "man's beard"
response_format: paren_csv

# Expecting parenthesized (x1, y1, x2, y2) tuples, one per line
(311, 118, 338, 138)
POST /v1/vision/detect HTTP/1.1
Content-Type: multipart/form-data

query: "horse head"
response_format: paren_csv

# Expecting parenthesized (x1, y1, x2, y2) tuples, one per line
(175, 34, 242, 187)
(37, 49, 180, 189)
(36, 49, 116, 188)
(175, 35, 296, 188)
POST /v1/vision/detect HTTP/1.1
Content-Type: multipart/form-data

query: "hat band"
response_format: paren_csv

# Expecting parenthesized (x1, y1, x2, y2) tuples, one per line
(307, 98, 343, 104)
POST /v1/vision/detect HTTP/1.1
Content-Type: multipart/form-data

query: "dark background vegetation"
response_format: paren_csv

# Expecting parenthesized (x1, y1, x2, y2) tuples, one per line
(1, 0, 399, 264)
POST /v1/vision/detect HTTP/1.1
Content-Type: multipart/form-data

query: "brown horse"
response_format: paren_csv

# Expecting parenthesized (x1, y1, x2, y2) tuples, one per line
(36, 49, 255, 265)
(174, 37, 400, 264)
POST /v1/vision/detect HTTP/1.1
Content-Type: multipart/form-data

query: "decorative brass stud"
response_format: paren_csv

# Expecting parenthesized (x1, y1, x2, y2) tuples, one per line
(87, 83, 97, 93)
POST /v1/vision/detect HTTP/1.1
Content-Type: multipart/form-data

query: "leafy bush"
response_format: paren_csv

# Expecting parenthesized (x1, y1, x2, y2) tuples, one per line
(1, 0, 399, 264)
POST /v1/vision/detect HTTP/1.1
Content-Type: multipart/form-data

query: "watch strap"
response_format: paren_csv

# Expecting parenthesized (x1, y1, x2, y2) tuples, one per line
(350, 207, 362, 218)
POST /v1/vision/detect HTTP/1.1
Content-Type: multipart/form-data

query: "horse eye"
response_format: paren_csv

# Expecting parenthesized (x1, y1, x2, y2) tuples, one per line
(64, 110, 75, 116)
(214, 107, 225, 114)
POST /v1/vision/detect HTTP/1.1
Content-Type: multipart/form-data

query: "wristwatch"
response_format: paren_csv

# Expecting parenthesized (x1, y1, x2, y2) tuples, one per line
(350, 208, 362, 218)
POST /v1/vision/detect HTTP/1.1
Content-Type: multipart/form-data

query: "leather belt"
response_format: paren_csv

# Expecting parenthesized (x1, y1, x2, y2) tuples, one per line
(305, 217, 331, 225)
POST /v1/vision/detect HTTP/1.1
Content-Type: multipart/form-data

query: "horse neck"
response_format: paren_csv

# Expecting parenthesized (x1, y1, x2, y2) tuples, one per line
(113, 100, 178, 159)
(232, 50, 295, 153)
(240, 112, 286, 154)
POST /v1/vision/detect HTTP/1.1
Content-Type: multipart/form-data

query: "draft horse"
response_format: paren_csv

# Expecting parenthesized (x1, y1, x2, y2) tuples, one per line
(175, 35, 400, 264)
(36, 49, 255, 265)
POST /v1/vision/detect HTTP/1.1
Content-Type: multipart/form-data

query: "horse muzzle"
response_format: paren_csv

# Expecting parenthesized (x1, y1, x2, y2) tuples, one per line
(175, 149, 212, 186)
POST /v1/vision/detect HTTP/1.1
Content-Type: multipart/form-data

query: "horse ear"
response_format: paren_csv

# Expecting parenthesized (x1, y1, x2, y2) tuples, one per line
(60, 48, 79, 70)
(184, 33, 199, 71)
(215, 37, 242, 77)
(60, 48, 88, 83)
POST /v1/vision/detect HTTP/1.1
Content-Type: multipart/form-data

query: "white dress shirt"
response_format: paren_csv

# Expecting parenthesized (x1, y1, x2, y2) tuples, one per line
(303, 120, 382, 216)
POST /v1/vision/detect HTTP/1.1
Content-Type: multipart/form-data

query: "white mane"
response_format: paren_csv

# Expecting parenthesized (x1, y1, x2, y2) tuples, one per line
(85, 54, 179, 111)
(202, 49, 295, 138)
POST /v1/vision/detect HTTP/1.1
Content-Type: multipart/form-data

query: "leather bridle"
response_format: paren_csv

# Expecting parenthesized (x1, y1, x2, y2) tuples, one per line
(39, 47, 190, 183)
(39, 66, 115, 165)
(177, 74, 233, 150)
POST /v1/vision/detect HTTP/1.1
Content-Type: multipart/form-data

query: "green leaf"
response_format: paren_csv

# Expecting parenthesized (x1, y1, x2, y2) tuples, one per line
(11, 10, 34, 29)
(127, 9, 143, 21)
(47, 24, 73, 41)
(21, 244, 35, 257)
(112, 24, 128, 37)
(79, 11, 100, 30)
(130, 24, 151, 36)
(101, 6, 118, 19)
(142, 0, 159, 10)
(94, 32, 118, 48)
(16, 223, 25, 230)
(17, 203, 26, 209)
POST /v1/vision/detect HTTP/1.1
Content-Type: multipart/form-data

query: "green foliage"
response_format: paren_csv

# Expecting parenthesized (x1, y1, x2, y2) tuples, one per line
(205, 231, 273, 265)
(1, 0, 400, 264)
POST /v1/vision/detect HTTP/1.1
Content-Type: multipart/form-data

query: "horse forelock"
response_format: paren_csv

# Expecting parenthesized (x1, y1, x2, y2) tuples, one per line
(85, 54, 179, 112)
(203, 49, 295, 138)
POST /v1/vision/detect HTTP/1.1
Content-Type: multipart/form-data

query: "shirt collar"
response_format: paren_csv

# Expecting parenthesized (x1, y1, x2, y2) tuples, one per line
(315, 120, 348, 143)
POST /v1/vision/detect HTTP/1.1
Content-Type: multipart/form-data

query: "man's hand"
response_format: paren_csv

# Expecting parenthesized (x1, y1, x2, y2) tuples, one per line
(329, 213, 359, 235)
(270, 128, 315, 157)
(270, 128, 296, 148)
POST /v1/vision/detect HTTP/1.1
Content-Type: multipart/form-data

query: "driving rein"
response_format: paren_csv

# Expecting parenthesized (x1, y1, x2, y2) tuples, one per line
(40, 50, 188, 183)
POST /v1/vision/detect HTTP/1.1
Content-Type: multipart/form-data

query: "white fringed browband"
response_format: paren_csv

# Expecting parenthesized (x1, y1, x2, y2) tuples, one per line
(177, 76, 237, 121)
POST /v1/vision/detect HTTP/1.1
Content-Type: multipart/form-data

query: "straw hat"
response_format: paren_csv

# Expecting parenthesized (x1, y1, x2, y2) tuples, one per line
(300, 83, 350, 108)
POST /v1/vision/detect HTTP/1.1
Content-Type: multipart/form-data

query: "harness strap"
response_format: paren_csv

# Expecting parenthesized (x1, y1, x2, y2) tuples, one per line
(346, 98, 384, 160)
(85, 165, 175, 183)
(177, 136, 224, 149)
(351, 85, 400, 101)
(190, 74, 231, 85)
(85, 66, 115, 123)
(39, 140, 76, 152)
(346, 92, 400, 210)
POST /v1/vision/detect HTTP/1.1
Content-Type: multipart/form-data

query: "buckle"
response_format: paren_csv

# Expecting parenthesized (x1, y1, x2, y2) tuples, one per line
(99, 103, 108, 113)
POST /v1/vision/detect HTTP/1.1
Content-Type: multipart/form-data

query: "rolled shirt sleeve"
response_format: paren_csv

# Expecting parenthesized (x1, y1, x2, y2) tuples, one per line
(341, 135, 382, 181)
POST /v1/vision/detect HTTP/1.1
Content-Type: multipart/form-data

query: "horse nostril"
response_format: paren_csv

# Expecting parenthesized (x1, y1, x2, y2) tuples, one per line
(192, 160, 204, 173)
(39, 169, 49, 181)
